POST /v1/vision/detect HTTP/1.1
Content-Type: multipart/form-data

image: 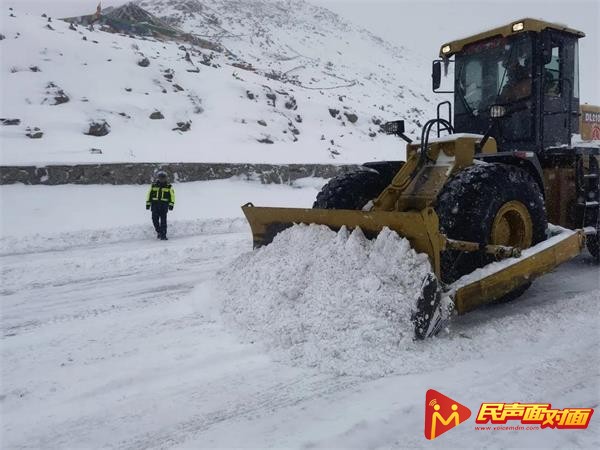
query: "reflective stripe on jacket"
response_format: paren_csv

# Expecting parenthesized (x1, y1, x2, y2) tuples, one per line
(146, 183, 175, 207)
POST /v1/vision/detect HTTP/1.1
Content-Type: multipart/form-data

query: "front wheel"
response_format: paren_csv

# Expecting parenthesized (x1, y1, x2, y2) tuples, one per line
(435, 163, 548, 287)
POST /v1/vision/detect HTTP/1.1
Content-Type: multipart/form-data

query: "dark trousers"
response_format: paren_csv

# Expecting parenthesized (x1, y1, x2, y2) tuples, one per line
(151, 204, 168, 237)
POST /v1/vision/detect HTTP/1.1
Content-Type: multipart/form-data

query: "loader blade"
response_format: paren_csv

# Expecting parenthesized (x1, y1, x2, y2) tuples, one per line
(242, 203, 449, 340)
(241, 204, 444, 275)
(449, 228, 586, 314)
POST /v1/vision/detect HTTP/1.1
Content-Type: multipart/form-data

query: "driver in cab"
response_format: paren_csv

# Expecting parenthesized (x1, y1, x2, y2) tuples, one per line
(499, 55, 532, 103)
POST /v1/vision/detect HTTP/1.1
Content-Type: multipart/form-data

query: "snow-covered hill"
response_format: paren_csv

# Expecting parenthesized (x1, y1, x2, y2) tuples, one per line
(0, 0, 435, 166)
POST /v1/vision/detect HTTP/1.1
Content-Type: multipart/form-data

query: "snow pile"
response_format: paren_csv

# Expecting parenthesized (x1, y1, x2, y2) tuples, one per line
(218, 224, 433, 376)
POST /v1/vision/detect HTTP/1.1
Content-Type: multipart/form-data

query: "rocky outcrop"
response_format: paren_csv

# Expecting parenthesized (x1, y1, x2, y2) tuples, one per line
(86, 120, 110, 136)
(149, 110, 164, 119)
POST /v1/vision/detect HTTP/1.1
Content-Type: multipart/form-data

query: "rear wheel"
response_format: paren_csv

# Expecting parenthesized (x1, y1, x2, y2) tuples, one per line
(435, 163, 547, 289)
(313, 165, 401, 210)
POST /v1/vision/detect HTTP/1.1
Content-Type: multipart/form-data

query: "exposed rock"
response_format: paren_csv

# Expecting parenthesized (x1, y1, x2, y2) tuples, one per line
(53, 92, 69, 105)
(69, 23, 77, 31)
(369, 131, 377, 138)
(291, 127, 300, 135)
(257, 119, 267, 126)
(172, 121, 191, 132)
(172, 83, 184, 92)
(25, 127, 43, 139)
(45, 82, 69, 105)
(266, 92, 276, 107)
(125, 87, 132, 92)
(105, 2, 175, 33)
(246, 90, 255, 100)
(1, 118, 21, 126)
(284, 96, 297, 110)
(163, 69, 174, 81)
(232, 62, 255, 72)
(137, 57, 150, 67)
(82, 36, 87, 41)
(0, 34, 5, 41)
(45, 24, 54, 31)
(257, 137, 274, 144)
(186, 67, 200, 73)
(343, 112, 358, 123)
(29, 66, 41, 72)
(295, 114, 303, 123)
(371, 116, 382, 125)
(86, 120, 111, 137)
(90, 148, 103, 154)
(149, 111, 164, 120)
(328, 108, 339, 118)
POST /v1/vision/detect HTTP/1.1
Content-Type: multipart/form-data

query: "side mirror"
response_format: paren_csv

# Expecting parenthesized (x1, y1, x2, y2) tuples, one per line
(432, 61, 441, 91)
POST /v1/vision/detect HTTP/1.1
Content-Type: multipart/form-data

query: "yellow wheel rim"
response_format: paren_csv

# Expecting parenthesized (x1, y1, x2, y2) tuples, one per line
(491, 200, 533, 249)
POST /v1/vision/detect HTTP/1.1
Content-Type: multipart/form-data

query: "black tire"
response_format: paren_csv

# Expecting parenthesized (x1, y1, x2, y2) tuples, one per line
(435, 163, 547, 285)
(313, 166, 401, 210)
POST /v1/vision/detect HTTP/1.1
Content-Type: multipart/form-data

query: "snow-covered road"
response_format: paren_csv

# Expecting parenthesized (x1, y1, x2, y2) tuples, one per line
(1, 182, 599, 448)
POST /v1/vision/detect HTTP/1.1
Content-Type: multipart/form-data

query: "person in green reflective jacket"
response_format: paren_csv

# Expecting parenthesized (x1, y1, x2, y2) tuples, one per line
(146, 171, 175, 240)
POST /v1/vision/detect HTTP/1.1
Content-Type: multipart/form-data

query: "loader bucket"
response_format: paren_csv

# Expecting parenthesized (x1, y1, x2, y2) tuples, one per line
(242, 203, 445, 276)
(241, 203, 447, 339)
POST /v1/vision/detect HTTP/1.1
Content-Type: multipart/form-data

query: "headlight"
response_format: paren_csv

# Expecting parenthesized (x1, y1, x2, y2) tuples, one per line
(441, 45, 451, 54)
(512, 22, 524, 32)
(490, 105, 507, 118)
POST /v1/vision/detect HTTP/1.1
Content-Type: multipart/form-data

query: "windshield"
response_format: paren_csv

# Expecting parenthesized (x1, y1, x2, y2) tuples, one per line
(455, 34, 532, 116)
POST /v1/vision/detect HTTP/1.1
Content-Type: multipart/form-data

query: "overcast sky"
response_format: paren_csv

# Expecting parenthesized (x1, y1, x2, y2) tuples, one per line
(313, 0, 599, 104)
(7, 0, 600, 103)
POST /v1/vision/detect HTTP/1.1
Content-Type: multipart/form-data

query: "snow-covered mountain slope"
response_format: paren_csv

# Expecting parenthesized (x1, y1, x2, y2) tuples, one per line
(0, 1, 436, 165)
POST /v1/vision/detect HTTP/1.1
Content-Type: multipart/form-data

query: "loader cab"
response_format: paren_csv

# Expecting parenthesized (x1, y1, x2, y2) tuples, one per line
(433, 19, 584, 152)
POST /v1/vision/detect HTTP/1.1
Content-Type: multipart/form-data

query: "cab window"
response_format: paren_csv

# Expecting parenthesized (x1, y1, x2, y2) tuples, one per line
(544, 46, 561, 97)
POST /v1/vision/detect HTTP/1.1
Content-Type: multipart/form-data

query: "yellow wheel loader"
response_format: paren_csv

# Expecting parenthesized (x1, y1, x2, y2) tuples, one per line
(242, 19, 600, 338)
